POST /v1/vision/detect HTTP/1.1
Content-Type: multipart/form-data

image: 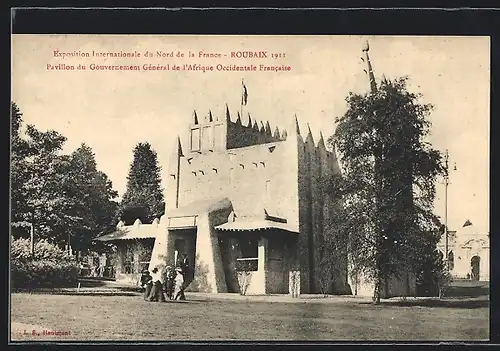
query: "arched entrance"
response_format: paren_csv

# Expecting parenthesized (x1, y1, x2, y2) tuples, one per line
(471, 256, 480, 281)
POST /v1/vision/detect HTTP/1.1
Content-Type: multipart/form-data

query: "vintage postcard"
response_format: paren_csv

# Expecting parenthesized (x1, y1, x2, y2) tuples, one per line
(10, 34, 490, 342)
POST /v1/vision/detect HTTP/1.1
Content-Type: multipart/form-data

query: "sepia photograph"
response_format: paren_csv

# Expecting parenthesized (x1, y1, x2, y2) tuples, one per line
(10, 33, 490, 342)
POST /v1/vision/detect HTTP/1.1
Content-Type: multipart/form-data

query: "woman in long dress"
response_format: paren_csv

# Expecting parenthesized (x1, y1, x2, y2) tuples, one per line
(173, 267, 186, 300)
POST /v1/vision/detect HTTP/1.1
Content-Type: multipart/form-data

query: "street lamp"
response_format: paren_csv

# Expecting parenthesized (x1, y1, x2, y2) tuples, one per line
(443, 149, 457, 271)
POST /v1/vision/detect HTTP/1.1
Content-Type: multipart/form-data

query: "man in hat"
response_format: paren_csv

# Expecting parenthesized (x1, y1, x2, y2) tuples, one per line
(173, 267, 186, 300)
(181, 253, 189, 279)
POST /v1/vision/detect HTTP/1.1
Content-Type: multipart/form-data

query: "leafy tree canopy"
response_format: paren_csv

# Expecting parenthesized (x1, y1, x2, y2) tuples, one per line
(10, 102, 118, 252)
(324, 77, 445, 302)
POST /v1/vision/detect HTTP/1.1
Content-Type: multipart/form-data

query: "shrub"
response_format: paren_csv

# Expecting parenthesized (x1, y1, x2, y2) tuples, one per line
(237, 271, 252, 295)
(11, 237, 73, 262)
(10, 237, 78, 290)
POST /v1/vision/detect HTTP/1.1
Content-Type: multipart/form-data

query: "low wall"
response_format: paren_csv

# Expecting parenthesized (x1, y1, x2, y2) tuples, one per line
(266, 271, 288, 294)
(239, 271, 265, 295)
(349, 272, 416, 299)
(384, 273, 416, 298)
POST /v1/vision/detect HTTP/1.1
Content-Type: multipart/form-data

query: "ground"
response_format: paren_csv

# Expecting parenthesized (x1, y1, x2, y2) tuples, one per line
(10, 293, 489, 341)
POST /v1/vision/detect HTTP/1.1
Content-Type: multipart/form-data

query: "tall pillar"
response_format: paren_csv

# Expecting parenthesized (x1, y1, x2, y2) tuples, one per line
(194, 213, 228, 293)
(258, 236, 269, 294)
(149, 226, 170, 271)
(246, 236, 268, 295)
(258, 237, 268, 272)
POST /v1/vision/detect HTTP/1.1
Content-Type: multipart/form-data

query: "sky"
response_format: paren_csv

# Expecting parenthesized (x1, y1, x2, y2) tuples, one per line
(11, 35, 490, 233)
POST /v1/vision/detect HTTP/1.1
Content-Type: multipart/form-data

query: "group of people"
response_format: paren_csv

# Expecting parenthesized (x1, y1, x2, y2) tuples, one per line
(78, 263, 114, 278)
(140, 254, 189, 302)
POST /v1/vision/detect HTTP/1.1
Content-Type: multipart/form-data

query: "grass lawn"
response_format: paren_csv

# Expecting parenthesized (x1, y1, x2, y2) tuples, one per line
(10, 293, 489, 341)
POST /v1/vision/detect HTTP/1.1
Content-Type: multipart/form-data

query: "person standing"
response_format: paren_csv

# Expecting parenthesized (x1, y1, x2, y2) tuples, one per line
(173, 267, 186, 300)
(140, 269, 153, 301)
(148, 267, 166, 302)
(181, 253, 189, 278)
(164, 266, 175, 300)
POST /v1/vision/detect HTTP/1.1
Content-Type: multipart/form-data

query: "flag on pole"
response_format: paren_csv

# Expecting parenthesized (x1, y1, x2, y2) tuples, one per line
(241, 80, 248, 106)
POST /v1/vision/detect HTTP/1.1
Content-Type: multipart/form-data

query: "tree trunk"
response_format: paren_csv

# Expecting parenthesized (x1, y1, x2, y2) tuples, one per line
(373, 276, 382, 304)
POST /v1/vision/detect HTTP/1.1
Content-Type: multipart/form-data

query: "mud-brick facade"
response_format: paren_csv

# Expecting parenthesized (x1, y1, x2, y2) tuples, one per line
(143, 106, 350, 295)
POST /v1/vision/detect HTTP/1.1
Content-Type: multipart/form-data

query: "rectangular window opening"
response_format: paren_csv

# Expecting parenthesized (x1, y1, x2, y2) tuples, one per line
(236, 238, 258, 272)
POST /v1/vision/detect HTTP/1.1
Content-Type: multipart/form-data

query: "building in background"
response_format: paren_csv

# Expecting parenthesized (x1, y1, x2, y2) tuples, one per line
(96, 219, 156, 285)
(148, 108, 350, 295)
(439, 220, 490, 282)
(98, 106, 352, 294)
(97, 102, 418, 298)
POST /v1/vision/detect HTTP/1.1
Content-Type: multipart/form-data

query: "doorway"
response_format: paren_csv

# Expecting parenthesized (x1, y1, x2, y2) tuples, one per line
(169, 229, 197, 284)
(471, 256, 480, 281)
(174, 239, 186, 268)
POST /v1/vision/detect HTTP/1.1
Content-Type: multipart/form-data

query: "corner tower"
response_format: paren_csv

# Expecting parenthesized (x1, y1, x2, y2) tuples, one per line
(188, 108, 227, 154)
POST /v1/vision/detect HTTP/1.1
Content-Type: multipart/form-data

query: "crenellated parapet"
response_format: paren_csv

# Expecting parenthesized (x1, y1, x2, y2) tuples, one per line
(186, 104, 292, 154)
(188, 108, 227, 154)
(184, 104, 337, 172)
(225, 105, 285, 149)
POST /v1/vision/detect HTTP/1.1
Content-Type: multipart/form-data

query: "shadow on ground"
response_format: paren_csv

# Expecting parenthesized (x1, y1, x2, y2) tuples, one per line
(360, 297, 489, 309)
(78, 278, 107, 288)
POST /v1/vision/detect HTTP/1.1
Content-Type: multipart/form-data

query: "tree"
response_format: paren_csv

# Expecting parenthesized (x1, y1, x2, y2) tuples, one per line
(414, 227, 451, 298)
(11, 120, 70, 243)
(11, 102, 31, 237)
(61, 144, 119, 252)
(316, 184, 349, 296)
(11, 102, 26, 156)
(327, 76, 444, 303)
(118, 142, 164, 224)
(10, 103, 119, 252)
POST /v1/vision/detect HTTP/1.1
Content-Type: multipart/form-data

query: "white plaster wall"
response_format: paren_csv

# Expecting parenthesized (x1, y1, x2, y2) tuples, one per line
(194, 213, 227, 293)
(450, 233, 489, 281)
(243, 271, 266, 295)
